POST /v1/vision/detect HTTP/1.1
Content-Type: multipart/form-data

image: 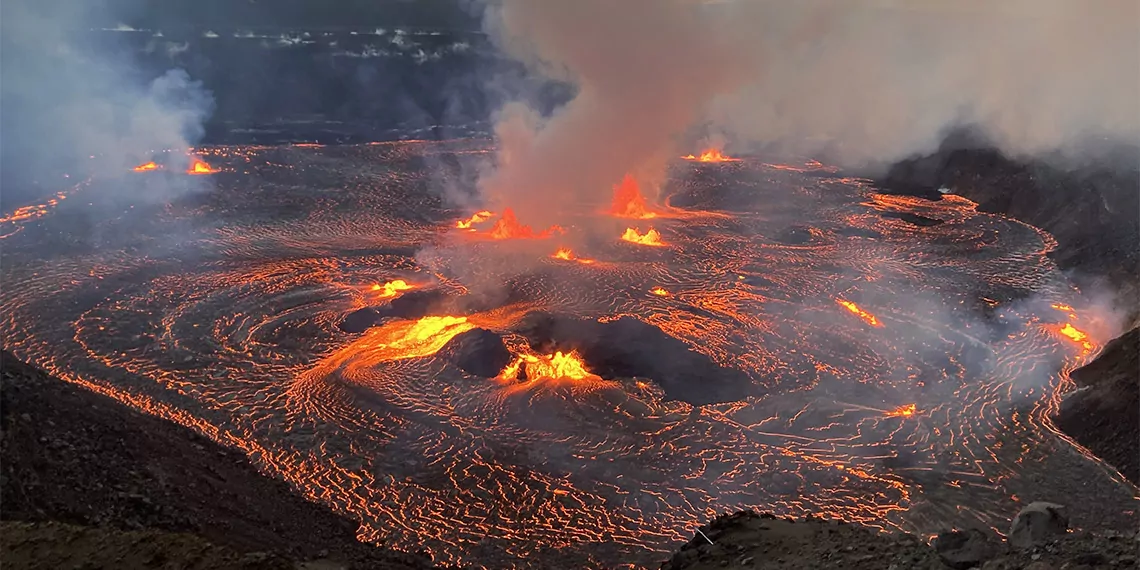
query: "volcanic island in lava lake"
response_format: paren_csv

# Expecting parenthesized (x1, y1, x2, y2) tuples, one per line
(2, 141, 1134, 568)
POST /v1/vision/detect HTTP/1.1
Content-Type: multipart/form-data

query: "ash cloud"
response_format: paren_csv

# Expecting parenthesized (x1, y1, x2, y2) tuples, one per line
(0, 0, 214, 204)
(475, 0, 1139, 220)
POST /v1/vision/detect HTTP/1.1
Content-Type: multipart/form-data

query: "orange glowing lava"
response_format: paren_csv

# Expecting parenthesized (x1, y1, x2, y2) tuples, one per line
(610, 174, 657, 219)
(621, 227, 665, 247)
(885, 403, 917, 417)
(1055, 323, 1093, 351)
(650, 287, 670, 297)
(456, 210, 494, 230)
(370, 279, 414, 299)
(187, 159, 219, 175)
(551, 248, 595, 265)
(488, 208, 560, 240)
(498, 350, 597, 382)
(837, 299, 883, 327)
(1051, 303, 1075, 312)
(682, 149, 739, 163)
(364, 315, 476, 362)
(133, 161, 159, 172)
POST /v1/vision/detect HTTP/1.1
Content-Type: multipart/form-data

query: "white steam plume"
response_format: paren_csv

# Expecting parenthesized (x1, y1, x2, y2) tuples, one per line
(477, 0, 1139, 218)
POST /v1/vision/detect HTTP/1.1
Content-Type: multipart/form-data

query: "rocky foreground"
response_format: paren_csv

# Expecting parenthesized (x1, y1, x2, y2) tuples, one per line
(665, 509, 1138, 570)
(0, 350, 442, 570)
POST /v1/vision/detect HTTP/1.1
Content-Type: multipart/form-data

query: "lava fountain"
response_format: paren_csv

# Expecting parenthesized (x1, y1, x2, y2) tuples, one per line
(621, 227, 665, 247)
(610, 174, 657, 219)
(682, 148, 740, 163)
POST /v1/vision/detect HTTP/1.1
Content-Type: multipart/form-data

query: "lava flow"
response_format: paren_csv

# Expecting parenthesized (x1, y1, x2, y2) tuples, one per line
(369, 279, 414, 299)
(187, 158, 219, 175)
(551, 247, 595, 264)
(133, 161, 159, 172)
(682, 148, 739, 163)
(610, 174, 657, 219)
(836, 299, 883, 327)
(1054, 322, 1093, 351)
(621, 227, 665, 246)
(456, 210, 494, 230)
(498, 349, 597, 382)
(4, 139, 1133, 570)
(885, 403, 917, 417)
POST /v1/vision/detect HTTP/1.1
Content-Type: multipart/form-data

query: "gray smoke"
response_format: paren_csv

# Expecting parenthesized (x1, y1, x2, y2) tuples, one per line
(1, 0, 214, 196)
(476, 0, 1139, 219)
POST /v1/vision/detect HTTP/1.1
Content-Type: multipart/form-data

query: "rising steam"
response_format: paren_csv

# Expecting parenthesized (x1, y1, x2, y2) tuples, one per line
(0, 0, 214, 201)
(477, 0, 1139, 215)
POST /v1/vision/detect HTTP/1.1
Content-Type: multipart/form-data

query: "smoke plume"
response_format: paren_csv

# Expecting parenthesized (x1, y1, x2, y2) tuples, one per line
(477, 0, 1139, 218)
(1, 0, 214, 204)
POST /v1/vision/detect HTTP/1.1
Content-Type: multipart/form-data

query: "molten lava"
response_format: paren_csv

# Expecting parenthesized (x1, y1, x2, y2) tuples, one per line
(885, 403, 917, 417)
(133, 161, 159, 172)
(488, 208, 560, 240)
(650, 287, 670, 297)
(367, 315, 476, 361)
(682, 149, 740, 163)
(837, 299, 883, 327)
(1055, 323, 1093, 351)
(370, 279, 414, 299)
(621, 227, 665, 247)
(610, 174, 657, 219)
(187, 159, 219, 175)
(551, 248, 595, 265)
(456, 210, 494, 230)
(498, 350, 597, 382)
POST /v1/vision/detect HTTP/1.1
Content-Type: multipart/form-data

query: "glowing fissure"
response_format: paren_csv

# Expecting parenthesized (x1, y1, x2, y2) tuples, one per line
(682, 149, 739, 163)
(370, 279, 414, 299)
(837, 299, 883, 328)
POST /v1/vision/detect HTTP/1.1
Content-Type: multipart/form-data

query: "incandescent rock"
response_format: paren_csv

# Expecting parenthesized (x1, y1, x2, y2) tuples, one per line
(447, 328, 511, 378)
(1009, 502, 1069, 549)
(933, 528, 997, 570)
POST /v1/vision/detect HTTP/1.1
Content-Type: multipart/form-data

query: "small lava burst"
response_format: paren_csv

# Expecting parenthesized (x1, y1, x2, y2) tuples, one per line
(187, 159, 219, 175)
(836, 299, 883, 327)
(133, 161, 159, 172)
(498, 350, 597, 382)
(551, 247, 595, 265)
(610, 174, 657, 219)
(456, 210, 494, 230)
(621, 227, 665, 247)
(682, 149, 740, 163)
(650, 287, 670, 297)
(885, 403, 917, 417)
(370, 279, 414, 299)
(488, 208, 560, 240)
(1055, 322, 1093, 351)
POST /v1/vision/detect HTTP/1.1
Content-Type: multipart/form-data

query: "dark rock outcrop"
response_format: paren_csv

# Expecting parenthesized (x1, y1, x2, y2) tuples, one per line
(339, 307, 382, 333)
(446, 328, 512, 377)
(1054, 327, 1140, 484)
(517, 312, 758, 405)
(933, 528, 998, 569)
(1008, 502, 1069, 549)
(877, 132, 1139, 309)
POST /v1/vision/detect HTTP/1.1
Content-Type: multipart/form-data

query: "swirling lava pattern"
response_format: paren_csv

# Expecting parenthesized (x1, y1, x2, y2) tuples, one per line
(1, 141, 1135, 569)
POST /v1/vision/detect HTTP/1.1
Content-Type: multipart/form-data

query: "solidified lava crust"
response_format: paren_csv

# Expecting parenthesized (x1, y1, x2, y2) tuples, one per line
(1, 140, 1134, 569)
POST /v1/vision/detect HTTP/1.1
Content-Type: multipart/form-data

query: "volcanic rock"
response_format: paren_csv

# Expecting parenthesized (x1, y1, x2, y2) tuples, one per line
(1009, 502, 1069, 549)
(0, 350, 439, 570)
(517, 312, 757, 405)
(1054, 327, 1140, 483)
(933, 528, 997, 569)
(446, 328, 512, 377)
(880, 211, 944, 227)
(339, 307, 381, 333)
(383, 289, 458, 320)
